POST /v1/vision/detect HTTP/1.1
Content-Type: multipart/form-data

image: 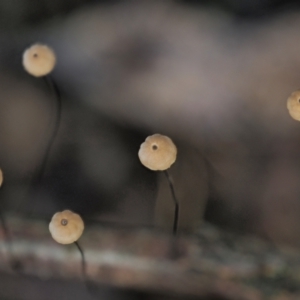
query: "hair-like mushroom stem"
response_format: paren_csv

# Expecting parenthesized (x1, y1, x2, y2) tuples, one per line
(74, 241, 86, 279)
(164, 170, 179, 235)
(0, 171, 22, 271)
(35, 75, 62, 182)
(0, 213, 21, 271)
(25, 76, 62, 217)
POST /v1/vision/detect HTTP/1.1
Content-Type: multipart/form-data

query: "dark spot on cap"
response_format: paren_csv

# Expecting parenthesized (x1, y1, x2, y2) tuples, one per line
(61, 219, 68, 226)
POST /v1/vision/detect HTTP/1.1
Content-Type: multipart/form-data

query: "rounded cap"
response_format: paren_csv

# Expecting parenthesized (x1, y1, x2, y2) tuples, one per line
(23, 44, 56, 77)
(138, 134, 177, 171)
(49, 210, 84, 244)
(0, 169, 3, 187)
(287, 90, 300, 121)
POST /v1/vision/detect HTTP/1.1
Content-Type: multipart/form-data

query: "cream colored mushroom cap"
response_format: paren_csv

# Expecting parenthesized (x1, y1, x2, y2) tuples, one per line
(23, 44, 56, 77)
(138, 134, 177, 171)
(49, 210, 84, 244)
(0, 169, 3, 187)
(287, 89, 300, 121)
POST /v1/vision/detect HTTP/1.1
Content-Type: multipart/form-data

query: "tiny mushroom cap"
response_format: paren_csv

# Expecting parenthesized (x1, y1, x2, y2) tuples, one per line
(287, 89, 300, 121)
(0, 169, 3, 187)
(138, 134, 177, 171)
(23, 44, 56, 77)
(49, 210, 84, 245)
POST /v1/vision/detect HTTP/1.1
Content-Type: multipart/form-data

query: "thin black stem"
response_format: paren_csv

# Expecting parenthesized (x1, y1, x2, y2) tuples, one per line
(163, 170, 179, 235)
(18, 76, 62, 216)
(74, 241, 86, 279)
(75, 242, 101, 300)
(35, 75, 62, 182)
(0, 211, 21, 270)
(0, 212, 12, 252)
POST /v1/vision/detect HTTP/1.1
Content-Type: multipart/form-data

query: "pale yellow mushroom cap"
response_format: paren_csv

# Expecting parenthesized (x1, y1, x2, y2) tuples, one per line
(23, 44, 56, 77)
(138, 134, 177, 171)
(0, 169, 3, 187)
(49, 210, 84, 245)
(287, 89, 300, 121)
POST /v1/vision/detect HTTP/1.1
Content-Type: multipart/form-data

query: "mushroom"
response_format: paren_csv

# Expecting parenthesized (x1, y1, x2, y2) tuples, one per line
(138, 134, 177, 171)
(287, 89, 300, 121)
(23, 44, 56, 77)
(49, 210, 84, 244)
(22, 43, 61, 195)
(138, 134, 179, 234)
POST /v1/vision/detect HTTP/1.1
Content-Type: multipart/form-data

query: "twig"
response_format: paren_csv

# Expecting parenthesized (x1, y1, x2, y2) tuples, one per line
(1, 215, 299, 299)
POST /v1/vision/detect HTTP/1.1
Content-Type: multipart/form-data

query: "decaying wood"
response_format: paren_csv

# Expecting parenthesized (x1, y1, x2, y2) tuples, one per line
(0, 215, 300, 300)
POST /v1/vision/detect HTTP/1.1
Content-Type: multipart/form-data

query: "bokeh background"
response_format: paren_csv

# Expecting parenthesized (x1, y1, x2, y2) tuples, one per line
(2, 0, 300, 298)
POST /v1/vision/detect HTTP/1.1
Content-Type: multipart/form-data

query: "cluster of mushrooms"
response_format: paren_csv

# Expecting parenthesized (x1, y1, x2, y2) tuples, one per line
(0, 43, 180, 278)
(17, 43, 300, 242)
(0, 41, 298, 278)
